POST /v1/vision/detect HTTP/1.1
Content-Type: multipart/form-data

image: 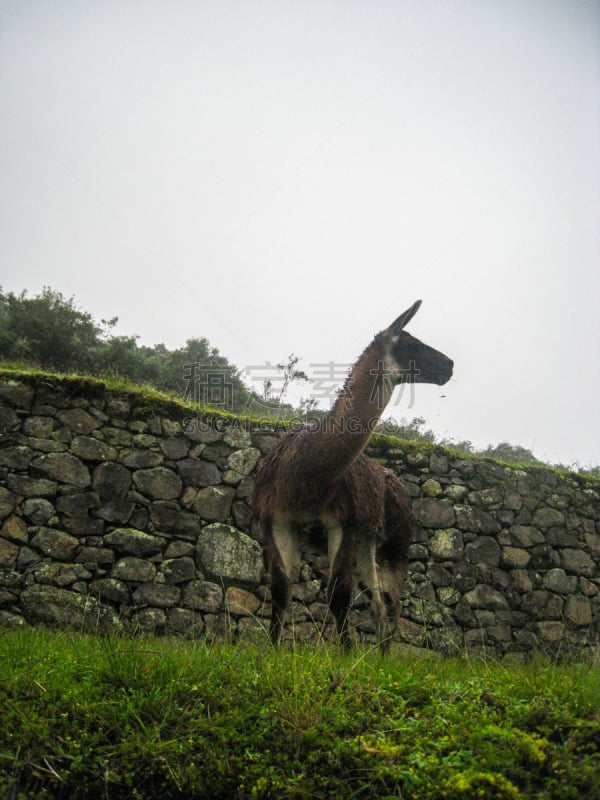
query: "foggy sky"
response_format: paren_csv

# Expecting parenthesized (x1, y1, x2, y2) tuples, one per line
(1, 0, 599, 467)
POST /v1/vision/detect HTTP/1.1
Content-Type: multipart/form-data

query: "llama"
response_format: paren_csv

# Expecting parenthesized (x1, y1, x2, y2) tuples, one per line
(252, 300, 453, 648)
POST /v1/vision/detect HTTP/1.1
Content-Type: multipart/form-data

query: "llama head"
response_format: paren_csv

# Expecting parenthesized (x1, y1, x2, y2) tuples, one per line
(383, 300, 453, 386)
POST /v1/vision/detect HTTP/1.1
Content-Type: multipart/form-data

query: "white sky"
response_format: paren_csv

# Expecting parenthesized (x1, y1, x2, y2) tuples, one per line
(1, 0, 599, 468)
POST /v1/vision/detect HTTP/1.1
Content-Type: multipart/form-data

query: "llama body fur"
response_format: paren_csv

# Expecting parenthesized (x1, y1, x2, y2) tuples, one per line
(252, 301, 453, 648)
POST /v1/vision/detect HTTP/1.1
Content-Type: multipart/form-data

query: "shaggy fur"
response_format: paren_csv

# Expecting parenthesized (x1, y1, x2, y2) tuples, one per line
(252, 300, 453, 648)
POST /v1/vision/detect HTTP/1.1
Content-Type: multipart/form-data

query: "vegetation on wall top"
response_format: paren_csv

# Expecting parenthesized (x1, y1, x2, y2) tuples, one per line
(1, 286, 597, 477)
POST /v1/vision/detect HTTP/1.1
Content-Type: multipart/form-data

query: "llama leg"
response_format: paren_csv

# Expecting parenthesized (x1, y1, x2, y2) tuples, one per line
(354, 538, 391, 651)
(378, 473, 411, 648)
(270, 562, 290, 644)
(268, 517, 298, 644)
(378, 560, 407, 639)
(327, 524, 354, 648)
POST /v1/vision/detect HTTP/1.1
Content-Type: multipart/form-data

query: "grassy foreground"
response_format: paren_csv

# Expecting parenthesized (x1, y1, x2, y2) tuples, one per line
(0, 629, 598, 799)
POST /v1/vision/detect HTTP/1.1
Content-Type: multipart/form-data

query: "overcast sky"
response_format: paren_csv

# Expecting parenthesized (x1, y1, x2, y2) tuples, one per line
(1, 0, 599, 468)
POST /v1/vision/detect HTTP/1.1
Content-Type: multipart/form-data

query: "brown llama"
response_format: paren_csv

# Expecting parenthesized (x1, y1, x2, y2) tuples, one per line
(252, 300, 453, 649)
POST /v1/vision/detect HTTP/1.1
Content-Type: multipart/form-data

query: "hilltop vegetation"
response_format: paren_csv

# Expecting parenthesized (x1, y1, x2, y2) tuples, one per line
(1, 286, 597, 475)
(1, 629, 598, 799)
(0, 287, 254, 412)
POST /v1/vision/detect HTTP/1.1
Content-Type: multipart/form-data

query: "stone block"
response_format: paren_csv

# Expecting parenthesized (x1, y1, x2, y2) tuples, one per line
(176, 459, 221, 487)
(133, 582, 181, 608)
(120, 448, 163, 468)
(560, 549, 596, 577)
(31, 453, 91, 487)
(529, 544, 558, 570)
(95, 500, 135, 524)
(75, 547, 115, 566)
(149, 503, 201, 537)
(132, 434, 157, 449)
(62, 517, 104, 537)
(453, 504, 500, 534)
(412, 499, 455, 528)
(112, 557, 157, 582)
(0, 407, 20, 432)
(225, 586, 261, 616)
(92, 462, 131, 501)
(501, 547, 531, 569)
(427, 563, 453, 587)
(164, 540, 195, 558)
(0, 379, 34, 408)
(232, 500, 253, 529)
(0, 445, 34, 469)
(464, 584, 509, 611)
(204, 612, 234, 640)
(183, 580, 223, 612)
(16, 547, 41, 568)
(57, 408, 102, 435)
(0, 486, 18, 519)
(510, 569, 533, 594)
(509, 525, 545, 547)
(536, 620, 564, 642)
(584, 533, 600, 554)
(542, 568, 578, 594)
(504, 492, 523, 511)
(1, 515, 28, 544)
(0, 538, 19, 569)
(197, 524, 263, 584)
(23, 498, 55, 525)
(532, 507, 565, 528)
(465, 536, 501, 566)
(160, 557, 196, 584)
(70, 436, 117, 462)
(437, 586, 460, 606)
(89, 578, 130, 604)
(430, 529, 464, 561)
(192, 485, 235, 522)
(422, 479, 443, 497)
(521, 591, 563, 620)
(291, 580, 322, 604)
(31, 528, 78, 560)
(20, 585, 122, 632)
(106, 398, 130, 418)
(56, 491, 100, 517)
(160, 437, 189, 460)
(443, 484, 467, 502)
(564, 596, 592, 626)
(167, 607, 205, 636)
(34, 562, 92, 587)
(467, 488, 503, 508)
(226, 447, 261, 477)
(131, 608, 166, 633)
(429, 453, 448, 473)
(133, 467, 182, 500)
(182, 419, 223, 444)
(104, 528, 165, 557)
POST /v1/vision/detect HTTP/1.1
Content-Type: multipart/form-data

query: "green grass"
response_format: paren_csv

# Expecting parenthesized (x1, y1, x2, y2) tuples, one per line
(0, 360, 302, 428)
(0, 361, 230, 420)
(1, 629, 598, 799)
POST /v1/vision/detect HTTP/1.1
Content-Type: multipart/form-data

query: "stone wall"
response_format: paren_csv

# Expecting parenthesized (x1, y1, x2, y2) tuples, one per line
(0, 373, 598, 659)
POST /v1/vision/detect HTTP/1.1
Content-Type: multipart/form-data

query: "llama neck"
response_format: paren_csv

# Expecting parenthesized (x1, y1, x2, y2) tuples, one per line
(303, 336, 395, 480)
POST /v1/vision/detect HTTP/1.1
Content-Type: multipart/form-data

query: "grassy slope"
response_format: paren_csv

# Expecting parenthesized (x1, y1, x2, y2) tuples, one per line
(1, 366, 599, 797)
(0, 629, 598, 799)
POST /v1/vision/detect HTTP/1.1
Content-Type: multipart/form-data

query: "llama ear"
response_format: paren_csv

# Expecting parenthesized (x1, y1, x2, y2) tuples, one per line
(389, 300, 422, 334)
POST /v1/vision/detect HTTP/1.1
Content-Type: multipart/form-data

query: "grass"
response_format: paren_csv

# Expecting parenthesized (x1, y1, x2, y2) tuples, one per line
(0, 629, 598, 799)
(0, 361, 229, 421)
(0, 360, 304, 430)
